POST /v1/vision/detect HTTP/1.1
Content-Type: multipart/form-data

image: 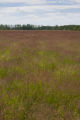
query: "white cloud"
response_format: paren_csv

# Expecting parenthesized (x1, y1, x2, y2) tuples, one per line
(0, 0, 80, 4)
(0, 11, 80, 25)
(71, 0, 80, 3)
(0, 0, 46, 4)
(0, 4, 80, 14)
(0, 0, 80, 25)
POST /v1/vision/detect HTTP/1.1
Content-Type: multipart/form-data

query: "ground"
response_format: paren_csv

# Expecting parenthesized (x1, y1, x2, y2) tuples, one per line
(0, 30, 80, 120)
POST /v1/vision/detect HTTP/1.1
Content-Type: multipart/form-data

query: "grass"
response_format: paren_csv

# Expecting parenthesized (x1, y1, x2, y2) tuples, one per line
(0, 31, 80, 120)
(0, 67, 8, 78)
(0, 81, 80, 120)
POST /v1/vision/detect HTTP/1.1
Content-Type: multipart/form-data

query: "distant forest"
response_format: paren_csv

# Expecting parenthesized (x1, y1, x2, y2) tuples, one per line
(0, 24, 80, 30)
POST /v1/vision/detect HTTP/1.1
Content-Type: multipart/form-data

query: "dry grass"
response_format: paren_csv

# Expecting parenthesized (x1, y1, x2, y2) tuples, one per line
(0, 30, 80, 120)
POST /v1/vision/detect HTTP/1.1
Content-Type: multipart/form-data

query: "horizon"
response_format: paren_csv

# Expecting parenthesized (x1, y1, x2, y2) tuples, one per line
(0, 0, 80, 25)
(0, 24, 80, 26)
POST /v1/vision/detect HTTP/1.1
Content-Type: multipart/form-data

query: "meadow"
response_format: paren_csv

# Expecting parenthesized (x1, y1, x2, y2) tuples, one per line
(0, 30, 80, 120)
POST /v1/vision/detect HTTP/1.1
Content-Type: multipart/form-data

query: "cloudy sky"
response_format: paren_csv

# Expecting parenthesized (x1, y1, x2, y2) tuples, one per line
(0, 0, 80, 25)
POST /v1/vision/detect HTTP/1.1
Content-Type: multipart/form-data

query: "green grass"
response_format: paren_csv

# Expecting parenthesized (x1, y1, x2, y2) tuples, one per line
(0, 80, 80, 120)
(0, 49, 10, 61)
(0, 31, 80, 120)
(0, 67, 8, 78)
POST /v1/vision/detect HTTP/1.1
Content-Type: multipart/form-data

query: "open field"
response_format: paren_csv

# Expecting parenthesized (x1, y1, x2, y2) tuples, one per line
(0, 30, 80, 120)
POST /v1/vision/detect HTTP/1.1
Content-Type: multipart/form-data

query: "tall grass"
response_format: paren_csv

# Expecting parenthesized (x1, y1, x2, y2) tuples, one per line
(0, 31, 80, 120)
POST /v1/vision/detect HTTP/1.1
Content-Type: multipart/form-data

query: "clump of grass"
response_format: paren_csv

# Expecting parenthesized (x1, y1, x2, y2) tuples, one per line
(55, 65, 79, 80)
(0, 67, 8, 78)
(27, 82, 45, 101)
(10, 66, 25, 75)
(63, 58, 76, 65)
(0, 49, 10, 61)
(36, 60, 56, 72)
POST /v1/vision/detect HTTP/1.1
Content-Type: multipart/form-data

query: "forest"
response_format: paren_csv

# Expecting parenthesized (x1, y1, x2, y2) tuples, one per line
(0, 24, 80, 30)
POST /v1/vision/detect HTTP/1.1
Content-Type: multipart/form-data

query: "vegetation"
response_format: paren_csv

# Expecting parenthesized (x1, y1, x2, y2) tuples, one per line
(0, 24, 80, 30)
(0, 31, 80, 120)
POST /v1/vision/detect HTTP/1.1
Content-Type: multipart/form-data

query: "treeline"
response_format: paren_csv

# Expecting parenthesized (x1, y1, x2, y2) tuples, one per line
(0, 24, 80, 30)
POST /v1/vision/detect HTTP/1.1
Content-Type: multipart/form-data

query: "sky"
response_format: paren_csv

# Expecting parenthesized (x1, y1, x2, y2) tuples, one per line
(0, 0, 80, 25)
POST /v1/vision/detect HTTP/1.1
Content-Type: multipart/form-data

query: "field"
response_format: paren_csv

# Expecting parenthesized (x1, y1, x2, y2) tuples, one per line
(0, 30, 80, 120)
